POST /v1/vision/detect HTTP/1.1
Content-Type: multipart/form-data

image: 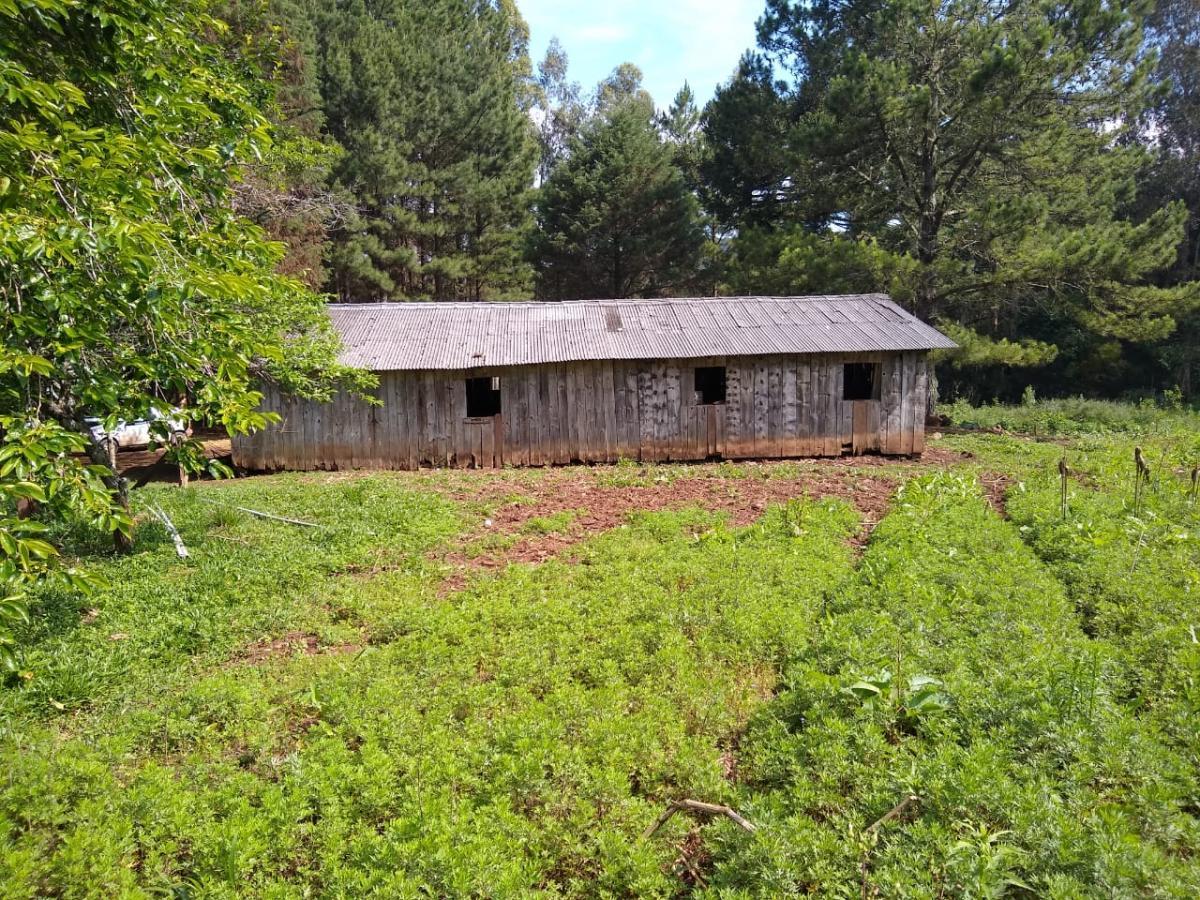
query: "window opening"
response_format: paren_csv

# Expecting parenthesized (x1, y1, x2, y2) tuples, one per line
(694, 366, 727, 405)
(466, 376, 501, 417)
(843, 363, 881, 401)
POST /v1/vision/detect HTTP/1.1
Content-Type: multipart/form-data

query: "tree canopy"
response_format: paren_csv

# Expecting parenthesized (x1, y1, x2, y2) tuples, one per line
(532, 90, 704, 300)
(308, 0, 538, 301)
(0, 0, 361, 666)
(703, 0, 1199, 396)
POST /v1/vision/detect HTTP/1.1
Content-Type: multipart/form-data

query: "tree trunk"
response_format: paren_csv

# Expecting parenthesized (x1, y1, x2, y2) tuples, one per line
(89, 436, 134, 552)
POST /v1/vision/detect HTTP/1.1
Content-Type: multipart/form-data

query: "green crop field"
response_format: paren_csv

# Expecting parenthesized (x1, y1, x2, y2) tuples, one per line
(2, 403, 1199, 897)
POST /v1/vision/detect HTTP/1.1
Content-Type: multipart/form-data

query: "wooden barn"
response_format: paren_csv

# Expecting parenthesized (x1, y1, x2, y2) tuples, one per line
(232, 294, 955, 470)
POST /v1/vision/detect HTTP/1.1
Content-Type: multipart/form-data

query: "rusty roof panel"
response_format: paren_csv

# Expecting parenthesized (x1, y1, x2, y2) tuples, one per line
(326, 295, 956, 371)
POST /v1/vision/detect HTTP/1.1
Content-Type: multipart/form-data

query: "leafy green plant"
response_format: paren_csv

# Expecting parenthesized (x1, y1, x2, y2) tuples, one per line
(844, 669, 951, 735)
(948, 826, 1032, 898)
(0, 420, 117, 671)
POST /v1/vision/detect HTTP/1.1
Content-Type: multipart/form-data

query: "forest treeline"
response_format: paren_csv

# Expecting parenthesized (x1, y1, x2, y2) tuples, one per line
(226, 0, 1200, 402)
(2, 0, 1199, 412)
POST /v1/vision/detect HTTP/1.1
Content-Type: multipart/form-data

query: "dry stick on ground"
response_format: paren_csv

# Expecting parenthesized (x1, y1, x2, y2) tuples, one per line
(643, 799, 757, 839)
(865, 794, 920, 834)
(149, 504, 189, 558)
(197, 497, 322, 528)
(859, 795, 921, 900)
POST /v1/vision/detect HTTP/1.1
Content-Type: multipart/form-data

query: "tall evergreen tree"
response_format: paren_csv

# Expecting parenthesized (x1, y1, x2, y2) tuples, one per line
(219, 0, 348, 289)
(308, 0, 537, 301)
(532, 87, 704, 300)
(1135, 0, 1200, 395)
(712, 0, 1198, 394)
(660, 82, 726, 294)
(700, 53, 812, 232)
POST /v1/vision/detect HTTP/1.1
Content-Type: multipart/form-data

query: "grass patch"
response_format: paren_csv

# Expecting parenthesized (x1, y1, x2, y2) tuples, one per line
(519, 508, 581, 534)
(0, 491, 859, 896)
(3, 406, 1199, 895)
(706, 472, 1199, 895)
(941, 396, 1200, 437)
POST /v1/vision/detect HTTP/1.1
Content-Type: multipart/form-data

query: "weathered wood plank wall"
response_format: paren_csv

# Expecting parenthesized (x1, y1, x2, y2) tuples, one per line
(233, 352, 929, 470)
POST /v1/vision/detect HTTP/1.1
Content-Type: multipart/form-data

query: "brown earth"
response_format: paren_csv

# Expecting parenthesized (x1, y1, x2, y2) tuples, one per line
(418, 455, 965, 590)
(237, 630, 361, 664)
(979, 471, 1013, 518)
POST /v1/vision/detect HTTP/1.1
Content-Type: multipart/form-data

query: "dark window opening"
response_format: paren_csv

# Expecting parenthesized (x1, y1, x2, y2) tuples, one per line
(695, 366, 727, 405)
(466, 376, 501, 417)
(843, 363, 881, 401)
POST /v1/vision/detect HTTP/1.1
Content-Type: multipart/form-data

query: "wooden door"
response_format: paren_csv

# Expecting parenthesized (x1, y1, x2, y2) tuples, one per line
(465, 416, 502, 468)
(851, 401, 881, 455)
(706, 404, 726, 459)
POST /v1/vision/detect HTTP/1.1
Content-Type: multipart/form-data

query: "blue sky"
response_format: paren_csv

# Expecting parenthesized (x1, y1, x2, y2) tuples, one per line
(518, 0, 764, 109)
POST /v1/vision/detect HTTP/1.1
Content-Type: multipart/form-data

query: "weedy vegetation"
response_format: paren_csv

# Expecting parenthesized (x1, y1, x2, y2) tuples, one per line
(1, 402, 1199, 896)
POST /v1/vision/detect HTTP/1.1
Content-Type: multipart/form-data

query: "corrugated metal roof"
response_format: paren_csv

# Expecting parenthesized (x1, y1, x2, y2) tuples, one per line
(328, 295, 956, 371)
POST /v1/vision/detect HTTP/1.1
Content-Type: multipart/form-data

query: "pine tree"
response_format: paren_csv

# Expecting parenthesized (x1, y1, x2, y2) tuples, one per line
(218, 0, 348, 289)
(532, 89, 704, 300)
(700, 53, 815, 232)
(1135, 0, 1200, 396)
(307, 0, 537, 301)
(715, 0, 1198, 386)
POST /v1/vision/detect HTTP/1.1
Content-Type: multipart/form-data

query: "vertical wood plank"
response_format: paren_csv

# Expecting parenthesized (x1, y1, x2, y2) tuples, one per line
(665, 361, 683, 461)
(912, 354, 928, 454)
(599, 361, 617, 462)
(865, 399, 880, 454)
(822, 361, 839, 457)
(401, 373, 419, 470)
(852, 401, 867, 454)
(900, 353, 915, 455)
(753, 361, 769, 457)
(724, 362, 742, 454)
(767, 361, 783, 457)
(564, 364, 579, 462)
(884, 355, 903, 455)
(782, 361, 799, 456)
(536, 366, 552, 465)
(738, 360, 756, 458)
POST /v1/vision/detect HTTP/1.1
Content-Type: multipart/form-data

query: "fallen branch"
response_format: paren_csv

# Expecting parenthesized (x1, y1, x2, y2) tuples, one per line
(150, 504, 189, 559)
(643, 799, 757, 838)
(198, 497, 321, 528)
(865, 794, 920, 834)
(234, 506, 322, 528)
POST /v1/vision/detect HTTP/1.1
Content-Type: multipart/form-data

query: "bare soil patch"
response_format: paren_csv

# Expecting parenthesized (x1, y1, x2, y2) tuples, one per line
(237, 630, 361, 664)
(979, 471, 1013, 518)
(424, 460, 930, 589)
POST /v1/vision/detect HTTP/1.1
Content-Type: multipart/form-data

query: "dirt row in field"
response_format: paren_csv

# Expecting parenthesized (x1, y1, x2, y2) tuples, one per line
(421, 453, 973, 590)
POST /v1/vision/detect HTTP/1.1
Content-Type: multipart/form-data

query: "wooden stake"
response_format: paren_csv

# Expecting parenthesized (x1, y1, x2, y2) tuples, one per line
(1058, 457, 1070, 518)
(1134, 446, 1150, 513)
